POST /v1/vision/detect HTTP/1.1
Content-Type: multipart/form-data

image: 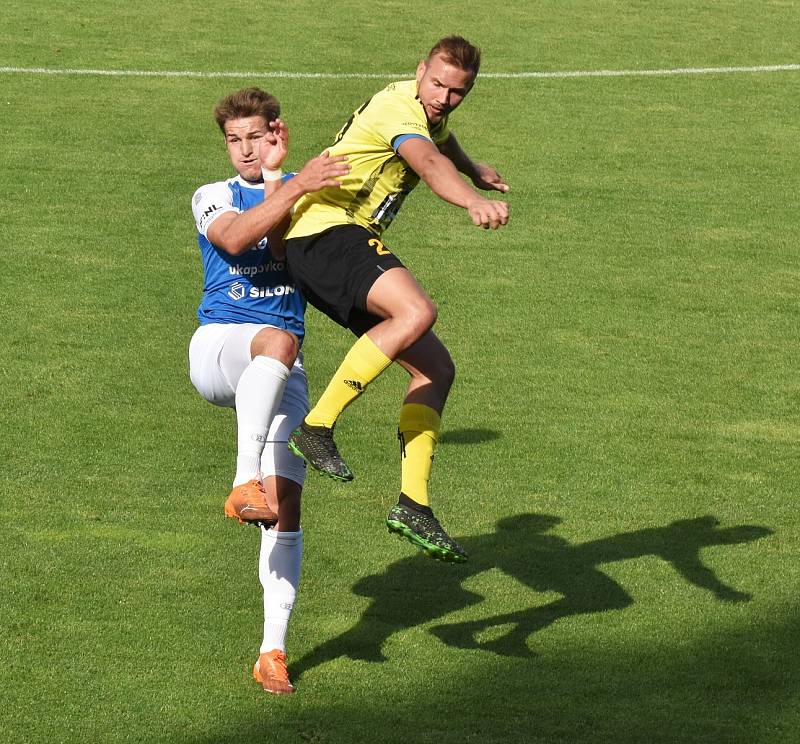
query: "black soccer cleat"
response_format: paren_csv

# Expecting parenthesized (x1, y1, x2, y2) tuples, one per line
(386, 500, 468, 563)
(288, 422, 354, 481)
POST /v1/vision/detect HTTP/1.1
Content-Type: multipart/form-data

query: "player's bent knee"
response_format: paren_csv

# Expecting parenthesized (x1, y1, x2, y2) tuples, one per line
(400, 299, 437, 342)
(429, 348, 455, 391)
(440, 352, 456, 389)
(406, 343, 455, 393)
(422, 301, 438, 331)
(251, 328, 299, 367)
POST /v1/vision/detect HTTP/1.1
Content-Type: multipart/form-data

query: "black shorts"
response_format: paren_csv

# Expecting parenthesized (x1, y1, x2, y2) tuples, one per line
(285, 224, 406, 335)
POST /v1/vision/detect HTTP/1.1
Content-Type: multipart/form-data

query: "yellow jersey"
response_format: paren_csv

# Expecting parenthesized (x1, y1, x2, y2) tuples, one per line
(286, 79, 451, 239)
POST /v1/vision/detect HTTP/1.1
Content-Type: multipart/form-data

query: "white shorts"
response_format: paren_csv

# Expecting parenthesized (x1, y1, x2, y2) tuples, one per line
(189, 323, 308, 485)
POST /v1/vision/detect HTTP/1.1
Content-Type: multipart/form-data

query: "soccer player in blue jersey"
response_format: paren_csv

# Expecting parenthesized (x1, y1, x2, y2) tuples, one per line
(284, 37, 509, 563)
(189, 88, 348, 694)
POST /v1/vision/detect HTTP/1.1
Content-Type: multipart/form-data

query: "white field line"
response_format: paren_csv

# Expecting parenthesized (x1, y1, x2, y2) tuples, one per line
(0, 64, 799, 80)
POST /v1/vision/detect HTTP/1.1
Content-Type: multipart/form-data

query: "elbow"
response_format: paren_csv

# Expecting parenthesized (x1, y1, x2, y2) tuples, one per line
(216, 234, 252, 256)
(225, 241, 252, 256)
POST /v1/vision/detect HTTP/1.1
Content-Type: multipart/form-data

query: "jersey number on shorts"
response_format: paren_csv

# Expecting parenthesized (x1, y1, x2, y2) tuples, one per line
(369, 238, 391, 256)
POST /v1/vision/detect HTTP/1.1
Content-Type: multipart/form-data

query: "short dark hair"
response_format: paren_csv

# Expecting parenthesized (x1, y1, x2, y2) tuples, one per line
(213, 88, 280, 133)
(427, 35, 481, 76)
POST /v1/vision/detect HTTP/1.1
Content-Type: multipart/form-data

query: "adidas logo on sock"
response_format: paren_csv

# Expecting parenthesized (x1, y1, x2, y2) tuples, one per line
(344, 379, 364, 392)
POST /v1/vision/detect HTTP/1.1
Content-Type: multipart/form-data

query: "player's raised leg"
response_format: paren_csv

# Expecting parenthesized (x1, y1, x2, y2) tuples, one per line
(289, 267, 435, 480)
(287, 331, 391, 481)
(386, 330, 467, 562)
(224, 327, 297, 525)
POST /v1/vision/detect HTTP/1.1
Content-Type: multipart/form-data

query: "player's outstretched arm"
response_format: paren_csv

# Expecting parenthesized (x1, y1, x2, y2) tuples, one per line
(398, 137, 509, 230)
(438, 133, 509, 194)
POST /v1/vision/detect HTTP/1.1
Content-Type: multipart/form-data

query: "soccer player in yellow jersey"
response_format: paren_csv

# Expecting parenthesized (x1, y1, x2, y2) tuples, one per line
(285, 36, 509, 562)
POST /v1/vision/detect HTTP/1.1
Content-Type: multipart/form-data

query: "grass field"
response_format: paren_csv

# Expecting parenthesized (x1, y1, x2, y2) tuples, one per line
(2, 2, 799, 742)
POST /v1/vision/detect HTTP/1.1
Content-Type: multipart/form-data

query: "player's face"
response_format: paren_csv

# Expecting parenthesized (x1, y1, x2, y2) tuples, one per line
(223, 116, 270, 182)
(415, 53, 476, 125)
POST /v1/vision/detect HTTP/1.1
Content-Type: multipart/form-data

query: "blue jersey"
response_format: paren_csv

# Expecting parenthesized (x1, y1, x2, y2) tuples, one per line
(191, 174, 305, 340)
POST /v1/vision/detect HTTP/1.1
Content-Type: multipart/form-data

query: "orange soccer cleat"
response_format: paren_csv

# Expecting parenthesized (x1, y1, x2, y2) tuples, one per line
(224, 480, 278, 526)
(253, 649, 294, 695)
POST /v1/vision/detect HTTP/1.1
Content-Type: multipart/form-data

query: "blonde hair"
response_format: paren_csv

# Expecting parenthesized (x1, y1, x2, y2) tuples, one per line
(427, 36, 481, 76)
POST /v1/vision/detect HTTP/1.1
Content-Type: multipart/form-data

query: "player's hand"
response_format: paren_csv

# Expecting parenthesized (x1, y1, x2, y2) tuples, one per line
(294, 151, 350, 193)
(259, 118, 289, 171)
(471, 163, 510, 194)
(467, 197, 509, 230)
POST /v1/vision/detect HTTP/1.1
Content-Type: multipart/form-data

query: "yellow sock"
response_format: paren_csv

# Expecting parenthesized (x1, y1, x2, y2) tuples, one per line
(305, 334, 392, 428)
(398, 404, 441, 507)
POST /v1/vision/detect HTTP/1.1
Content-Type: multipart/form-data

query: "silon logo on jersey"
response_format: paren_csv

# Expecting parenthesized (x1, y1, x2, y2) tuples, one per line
(194, 177, 304, 337)
(227, 282, 245, 300)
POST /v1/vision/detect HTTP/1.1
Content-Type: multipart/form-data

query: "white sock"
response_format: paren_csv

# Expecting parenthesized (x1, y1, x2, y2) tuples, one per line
(259, 527, 303, 654)
(233, 356, 290, 487)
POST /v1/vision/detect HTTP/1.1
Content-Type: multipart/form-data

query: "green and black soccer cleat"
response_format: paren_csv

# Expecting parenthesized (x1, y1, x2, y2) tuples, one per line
(386, 500, 468, 563)
(288, 422, 354, 482)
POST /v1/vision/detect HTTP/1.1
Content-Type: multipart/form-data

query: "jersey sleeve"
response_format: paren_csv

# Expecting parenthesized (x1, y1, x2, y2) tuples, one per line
(191, 181, 238, 237)
(363, 87, 433, 151)
(391, 116, 450, 151)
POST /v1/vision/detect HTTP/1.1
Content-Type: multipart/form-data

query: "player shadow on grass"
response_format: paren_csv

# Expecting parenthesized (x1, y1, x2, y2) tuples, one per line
(292, 514, 771, 678)
(439, 428, 501, 445)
